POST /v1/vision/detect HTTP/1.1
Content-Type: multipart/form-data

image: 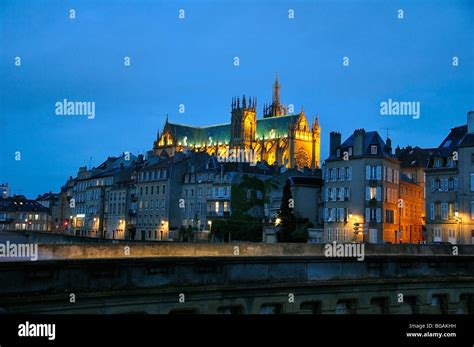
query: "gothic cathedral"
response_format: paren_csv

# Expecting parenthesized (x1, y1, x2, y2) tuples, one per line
(154, 76, 321, 169)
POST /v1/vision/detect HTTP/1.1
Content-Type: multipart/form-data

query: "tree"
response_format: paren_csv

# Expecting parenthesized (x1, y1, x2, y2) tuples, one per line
(277, 179, 296, 242)
(178, 225, 194, 242)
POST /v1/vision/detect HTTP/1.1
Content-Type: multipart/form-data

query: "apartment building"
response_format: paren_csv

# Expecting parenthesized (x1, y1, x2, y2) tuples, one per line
(324, 129, 400, 244)
(71, 154, 137, 237)
(425, 111, 474, 244)
(181, 154, 225, 235)
(0, 195, 50, 232)
(135, 152, 189, 241)
(181, 154, 277, 240)
(399, 174, 424, 243)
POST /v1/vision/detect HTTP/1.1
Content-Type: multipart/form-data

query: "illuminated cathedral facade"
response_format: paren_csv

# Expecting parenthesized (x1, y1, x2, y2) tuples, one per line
(153, 76, 321, 169)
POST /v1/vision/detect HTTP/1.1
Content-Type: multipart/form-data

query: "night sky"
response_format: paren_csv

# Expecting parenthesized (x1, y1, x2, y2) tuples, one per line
(1, 0, 473, 197)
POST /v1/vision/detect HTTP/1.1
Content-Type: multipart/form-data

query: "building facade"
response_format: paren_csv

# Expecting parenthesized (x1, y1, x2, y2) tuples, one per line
(399, 175, 424, 244)
(0, 195, 50, 232)
(425, 111, 474, 244)
(71, 154, 137, 237)
(324, 130, 401, 244)
(395, 146, 433, 243)
(135, 153, 190, 241)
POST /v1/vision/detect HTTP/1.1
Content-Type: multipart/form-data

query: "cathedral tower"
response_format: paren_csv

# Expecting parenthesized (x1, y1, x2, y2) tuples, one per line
(263, 74, 289, 118)
(230, 95, 257, 148)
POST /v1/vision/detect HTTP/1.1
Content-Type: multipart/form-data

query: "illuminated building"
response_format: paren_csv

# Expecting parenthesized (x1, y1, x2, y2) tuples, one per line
(425, 111, 474, 244)
(153, 76, 321, 170)
(324, 129, 400, 244)
(399, 175, 424, 244)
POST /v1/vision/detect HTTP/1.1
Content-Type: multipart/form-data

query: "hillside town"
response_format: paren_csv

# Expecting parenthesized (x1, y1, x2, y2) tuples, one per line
(2, 79, 473, 245)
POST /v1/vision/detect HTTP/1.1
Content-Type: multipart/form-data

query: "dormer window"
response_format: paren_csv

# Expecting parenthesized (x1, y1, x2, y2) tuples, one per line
(443, 140, 452, 148)
(370, 145, 378, 155)
(447, 157, 454, 168)
(434, 159, 442, 168)
(348, 147, 353, 156)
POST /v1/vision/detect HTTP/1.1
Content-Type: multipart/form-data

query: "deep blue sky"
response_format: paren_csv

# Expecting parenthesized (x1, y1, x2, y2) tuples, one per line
(1, 0, 473, 198)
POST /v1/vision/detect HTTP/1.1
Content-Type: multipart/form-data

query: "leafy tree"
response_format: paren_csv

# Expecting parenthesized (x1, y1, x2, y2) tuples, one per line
(230, 175, 265, 218)
(178, 225, 194, 242)
(277, 179, 296, 242)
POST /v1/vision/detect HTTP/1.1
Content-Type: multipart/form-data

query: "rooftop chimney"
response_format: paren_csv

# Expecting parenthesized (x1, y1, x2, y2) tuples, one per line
(468, 110, 474, 134)
(353, 129, 366, 156)
(329, 132, 341, 157)
(386, 137, 392, 155)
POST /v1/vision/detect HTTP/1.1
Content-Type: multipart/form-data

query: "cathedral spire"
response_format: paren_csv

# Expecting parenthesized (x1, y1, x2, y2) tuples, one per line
(272, 73, 280, 105)
(314, 115, 320, 129)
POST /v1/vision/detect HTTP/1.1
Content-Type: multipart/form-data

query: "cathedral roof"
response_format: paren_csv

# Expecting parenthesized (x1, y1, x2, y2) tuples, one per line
(165, 123, 230, 146)
(166, 113, 302, 145)
(256, 114, 300, 139)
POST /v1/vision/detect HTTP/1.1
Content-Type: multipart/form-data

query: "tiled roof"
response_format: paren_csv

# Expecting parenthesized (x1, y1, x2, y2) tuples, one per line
(400, 172, 416, 185)
(289, 176, 323, 186)
(0, 196, 49, 213)
(427, 125, 471, 168)
(395, 146, 434, 168)
(328, 131, 393, 160)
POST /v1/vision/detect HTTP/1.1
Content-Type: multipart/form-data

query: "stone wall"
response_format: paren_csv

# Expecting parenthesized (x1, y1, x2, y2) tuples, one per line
(0, 254, 473, 314)
(1, 231, 469, 260)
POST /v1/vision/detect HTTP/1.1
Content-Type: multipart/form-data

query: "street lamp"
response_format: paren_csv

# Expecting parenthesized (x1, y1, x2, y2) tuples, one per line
(454, 211, 462, 244)
(275, 218, 281, 226)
